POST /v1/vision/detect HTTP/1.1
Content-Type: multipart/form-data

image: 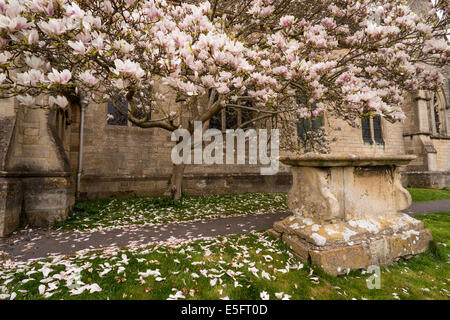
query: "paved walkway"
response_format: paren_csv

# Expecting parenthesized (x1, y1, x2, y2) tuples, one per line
(0, 212, 291, 262)
(402, 199, 450, 215)
(1, 200, 449, 262)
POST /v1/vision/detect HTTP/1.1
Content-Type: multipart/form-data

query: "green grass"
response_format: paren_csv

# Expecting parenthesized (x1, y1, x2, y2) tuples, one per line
(53, 188, 448, 231)
(408, 188, 450, 203)
(54, 193, 288, 231)
(1, 212, 449, 300)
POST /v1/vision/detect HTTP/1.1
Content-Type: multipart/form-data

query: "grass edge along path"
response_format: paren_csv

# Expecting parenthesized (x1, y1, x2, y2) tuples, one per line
(409, 188, 450, 203)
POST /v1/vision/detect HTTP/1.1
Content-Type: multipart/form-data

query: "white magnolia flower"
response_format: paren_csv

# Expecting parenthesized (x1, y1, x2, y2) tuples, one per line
(38, 285, 46, 295)
(49, 96, 69, 109)
(68, 40, 87, 55)
(48, 69, 72, 85)
(17, 94, 35, 106)
(114, 59, 146, 79)
(260, 291, 270, 300)
(25, 56, 45, 70)
(0, 52, 11, 65)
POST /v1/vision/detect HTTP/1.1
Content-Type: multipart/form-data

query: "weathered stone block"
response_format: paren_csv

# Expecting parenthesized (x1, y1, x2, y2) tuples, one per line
(22, 176, 73, 228)
(283, 154, 414, 222)
(267, 228, 281, 240)
(388, 228, 432, 258)
(309, 245, 371, 276)
(0, 177, 23, 237)
(282, 233, 310, 262)
(275, 154, 433, 276)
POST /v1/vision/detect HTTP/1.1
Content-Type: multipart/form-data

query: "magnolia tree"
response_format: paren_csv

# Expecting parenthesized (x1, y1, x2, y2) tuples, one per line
(0, 0, 448, 199)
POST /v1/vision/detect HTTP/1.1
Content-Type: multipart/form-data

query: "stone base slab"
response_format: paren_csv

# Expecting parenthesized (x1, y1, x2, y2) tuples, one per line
(402, 171, 450, 189)
(272, 213, 433, 275)
(0, 178, 23, 237)
(21, 176, 74, 228)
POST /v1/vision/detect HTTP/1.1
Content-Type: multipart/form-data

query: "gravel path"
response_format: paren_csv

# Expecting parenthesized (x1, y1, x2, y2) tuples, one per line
(1, 199, 449, 262)
(0, 212, 291, 262)
(402, 199, 450, 215)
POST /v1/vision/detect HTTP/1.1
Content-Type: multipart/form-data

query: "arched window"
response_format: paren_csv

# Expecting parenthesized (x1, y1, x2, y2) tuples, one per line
(373, 116, 384, 145)
(429, 90, 447, 136)
(107, 90, 152, 126)
(361, 117, 372, 144)
(107, 94, 128, 126)
(433, 93, 441, 134)
(296, 95, 324, 139)
(361, 116, 384, 146)
(208, 90, 254, 131)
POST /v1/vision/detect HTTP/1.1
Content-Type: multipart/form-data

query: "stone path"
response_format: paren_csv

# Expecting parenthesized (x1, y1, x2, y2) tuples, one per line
(0, 212, 291, 262)
(0, 199, 449, 262)
(402, 199, 450, 215)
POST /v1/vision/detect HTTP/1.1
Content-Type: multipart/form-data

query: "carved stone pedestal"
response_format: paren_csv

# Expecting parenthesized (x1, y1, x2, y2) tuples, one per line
(271, 154, 433, 275)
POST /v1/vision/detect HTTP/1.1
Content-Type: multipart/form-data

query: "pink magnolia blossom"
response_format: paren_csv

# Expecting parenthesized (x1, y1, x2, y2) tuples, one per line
(79, 70, 99, 86)
(0, 16, 30, 31)
(49, 95, 69, 108)
(0, 51, 10, 64)
(16, 69, 45, 86)
(114, 59, 145, 79)
(0, 0, 447, 154)
(280, 16, 295, 27)
(48, 69, 72, 85)
(39, 19, 66, 35)
(25, 56, 45, 70)
(64, 2, 85, 19)
(68, 40, 87, 55)
(16, 94, 35, 106)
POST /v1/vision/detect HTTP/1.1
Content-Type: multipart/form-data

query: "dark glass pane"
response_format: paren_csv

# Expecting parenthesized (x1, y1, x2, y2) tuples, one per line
(131, 105, 151, 127)
(296, 94, 307, 106)
(311, 115, 324, 130)
(208, 89, 223, 130)
(296, 98, 323, 139)
(225, 107, 238, 129)
(362, 117, 373, 144)
(298, 116, 311, 138)
(107, 95, 128, 126)
(373, 117, 384, 145)
(241, 101, 253, 128)
(434, 94, 441, 134)
(131, 88, 152, 126)
(209, 111, 222, 130)
(208, 89, 219, 104)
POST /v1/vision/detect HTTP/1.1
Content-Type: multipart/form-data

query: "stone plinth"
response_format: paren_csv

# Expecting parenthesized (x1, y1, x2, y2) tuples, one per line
(0, 172, 74, 234)
(271, 154, 433, 275)
(21, 173, 74, 227)
(0, 177, 23, 237)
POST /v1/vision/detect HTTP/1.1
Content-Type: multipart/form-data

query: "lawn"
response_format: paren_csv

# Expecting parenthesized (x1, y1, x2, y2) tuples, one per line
(1, 211, 449, 300)
(55, 193, 288, 231)
(54, 188, 449, 231)
(408, 188, 450, 203)
(2, 189, 448, 300)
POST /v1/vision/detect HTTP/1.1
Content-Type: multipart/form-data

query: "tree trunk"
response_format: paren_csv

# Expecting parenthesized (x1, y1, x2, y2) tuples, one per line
(164, 163, 185, 200)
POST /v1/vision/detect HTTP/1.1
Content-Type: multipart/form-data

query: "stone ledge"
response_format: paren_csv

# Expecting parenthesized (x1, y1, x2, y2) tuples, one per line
(280, 154, 417, 167)
(0, 178, 23, 237)
(402, 171, 450, 189)
(0, 171, 71, 178)
(80, 171, 292, 182)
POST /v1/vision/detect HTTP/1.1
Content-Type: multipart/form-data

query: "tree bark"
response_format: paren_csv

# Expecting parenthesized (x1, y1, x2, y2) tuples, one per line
(165, 163, 185, 200)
